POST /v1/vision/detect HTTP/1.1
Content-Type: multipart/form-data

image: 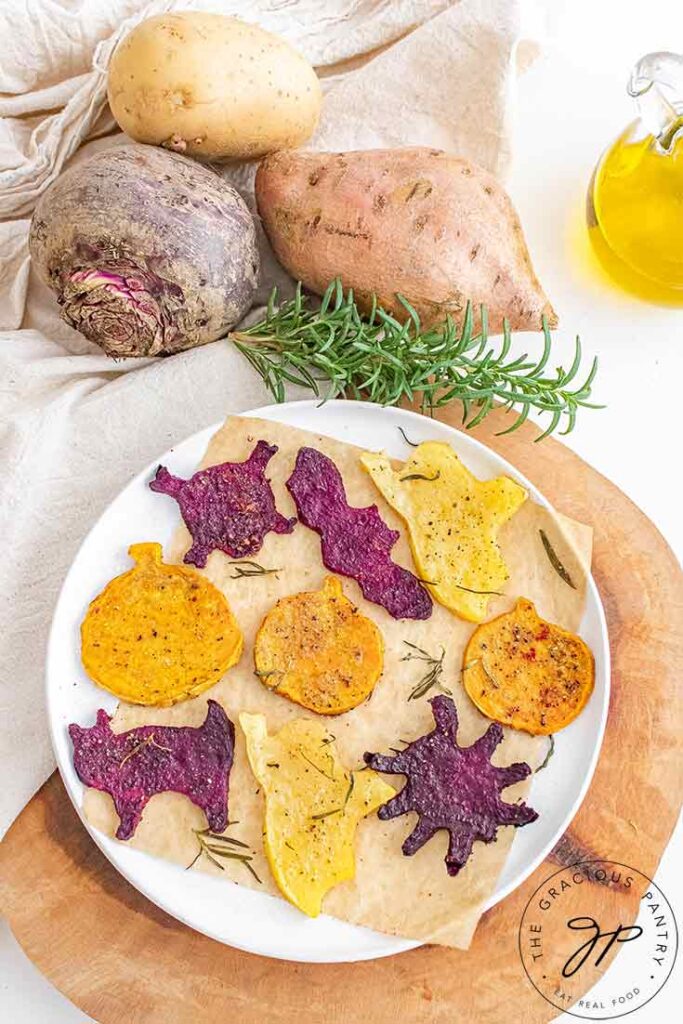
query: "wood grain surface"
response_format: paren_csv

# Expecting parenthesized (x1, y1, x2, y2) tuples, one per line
(1, 404, 681, 1024)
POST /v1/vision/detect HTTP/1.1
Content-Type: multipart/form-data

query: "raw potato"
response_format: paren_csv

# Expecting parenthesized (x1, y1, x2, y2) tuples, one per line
(256, 147, 557, 332)
(108, 13, 322, 161)
(29, 144, 259, 357)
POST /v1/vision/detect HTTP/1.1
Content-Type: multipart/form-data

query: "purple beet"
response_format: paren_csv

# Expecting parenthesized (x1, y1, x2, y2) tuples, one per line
(69, 700, 234, 840)
(150, 440, 296, 568)
(365, 695, 538, 875)
(286, 446, 432, 620)
(28, 144, 259, 357)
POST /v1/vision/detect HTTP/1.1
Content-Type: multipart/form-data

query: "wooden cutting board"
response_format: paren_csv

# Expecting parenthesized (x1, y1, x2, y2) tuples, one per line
(1, 404, 681, 1024)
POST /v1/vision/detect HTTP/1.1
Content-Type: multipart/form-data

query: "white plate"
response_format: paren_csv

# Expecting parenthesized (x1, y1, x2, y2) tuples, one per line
(47, 400, 610, 963)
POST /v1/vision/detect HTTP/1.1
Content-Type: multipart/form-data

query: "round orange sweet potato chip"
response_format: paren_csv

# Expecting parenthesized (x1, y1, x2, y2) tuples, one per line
(81, 542, 242, 706)
(254, 576, 384, 715)
(462, 597, 594, 735)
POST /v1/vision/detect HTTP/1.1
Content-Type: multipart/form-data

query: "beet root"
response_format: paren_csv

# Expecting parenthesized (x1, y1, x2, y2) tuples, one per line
(29, 144, 259, 357)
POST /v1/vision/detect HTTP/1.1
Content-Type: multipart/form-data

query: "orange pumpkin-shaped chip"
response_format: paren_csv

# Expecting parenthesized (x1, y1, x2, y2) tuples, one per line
(254, 576, 384, 715)
(81, 542, 242, 706)
(462, 598, 594, 735)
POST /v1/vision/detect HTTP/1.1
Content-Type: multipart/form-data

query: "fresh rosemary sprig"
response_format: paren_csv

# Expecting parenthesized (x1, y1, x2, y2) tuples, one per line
(401, 641, 450, 700)
(231, 279, 601, 440)
(311, 772, 356, 821)
(186, 827, 261, 883)
(230, 559, 280, 579)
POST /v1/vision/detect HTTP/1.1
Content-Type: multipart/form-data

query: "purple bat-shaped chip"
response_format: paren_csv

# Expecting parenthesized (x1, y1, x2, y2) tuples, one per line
(150, 440, 296, 568)
(365, 695, 538, 875)
(69, 700, 234, 840)
(286, 446, 432, 620)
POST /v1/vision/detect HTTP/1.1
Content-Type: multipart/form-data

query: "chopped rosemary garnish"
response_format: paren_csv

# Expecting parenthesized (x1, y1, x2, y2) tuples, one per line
(480, 659, 501, 689)
(463, 657, 500, 689)
(453, 583, 503, 596)
(401, 641, 450, 700)
(255, 668, 284, 690)
(539, 529, 577, 589)
(230, 560, 281, 579)
(311, 772, 355, 820)
(535, 734, 556, 773)
(186, 827, 262, 883)
(119, 733, 171, 768)
(230, 279, 601, 440)
(398, 426, 419, 447)
(400, 470, 441, 482)
(298, 746, 336, 781)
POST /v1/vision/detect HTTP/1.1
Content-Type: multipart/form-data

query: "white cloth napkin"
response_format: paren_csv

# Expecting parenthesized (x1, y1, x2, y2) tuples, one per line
(0, 0, 539, 833)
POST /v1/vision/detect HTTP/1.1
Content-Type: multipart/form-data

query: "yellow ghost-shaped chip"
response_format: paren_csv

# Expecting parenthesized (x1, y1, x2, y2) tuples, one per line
(240, 712, 394, 917)
(360, 442, 527, 622)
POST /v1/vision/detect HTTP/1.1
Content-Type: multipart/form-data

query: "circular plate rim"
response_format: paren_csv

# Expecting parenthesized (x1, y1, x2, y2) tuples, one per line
(46, 399, 610, 963)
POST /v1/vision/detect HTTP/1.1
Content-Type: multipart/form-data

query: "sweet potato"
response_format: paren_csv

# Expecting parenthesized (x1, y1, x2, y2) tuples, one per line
(255, 147, 556, 332)
(462, 598, 595, 734)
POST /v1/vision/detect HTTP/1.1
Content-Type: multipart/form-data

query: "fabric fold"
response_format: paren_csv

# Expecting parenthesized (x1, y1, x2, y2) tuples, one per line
(0, 0, 538, 833)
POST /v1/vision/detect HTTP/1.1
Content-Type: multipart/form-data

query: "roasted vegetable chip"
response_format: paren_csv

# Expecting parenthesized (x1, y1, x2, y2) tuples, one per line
(286, 446, 432, 620)
(365, 695, 537, 876)
(69, 700, 234, 840)
(81, 542, 242, 706)
(254, 576, 384, 714)
(240, 712, 394, 916)
(150, 440, 296, 568)
(463, 597, 595, 734)
(361, 442, 527, 622)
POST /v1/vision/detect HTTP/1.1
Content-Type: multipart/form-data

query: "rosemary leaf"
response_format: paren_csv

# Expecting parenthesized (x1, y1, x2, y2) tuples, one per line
(231, 280, 601, 439)
(298, 746, 336, 781)
(535, 734, 556, 773)
(539, 529, 577, 589)
(400, 471, 441, 482)
(453, 583, 503, 596)
(398, 426, 419, 447)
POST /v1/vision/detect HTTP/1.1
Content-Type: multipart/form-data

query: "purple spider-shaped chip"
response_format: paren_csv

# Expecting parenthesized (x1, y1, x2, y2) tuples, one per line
(365, 695, 538, 875)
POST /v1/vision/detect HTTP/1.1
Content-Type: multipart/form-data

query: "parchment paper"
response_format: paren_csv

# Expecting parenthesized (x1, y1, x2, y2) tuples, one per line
(84, 415, 592, 949)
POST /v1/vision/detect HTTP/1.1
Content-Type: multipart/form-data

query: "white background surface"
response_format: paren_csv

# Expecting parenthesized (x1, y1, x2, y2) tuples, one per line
(1, 0, 681, 1019)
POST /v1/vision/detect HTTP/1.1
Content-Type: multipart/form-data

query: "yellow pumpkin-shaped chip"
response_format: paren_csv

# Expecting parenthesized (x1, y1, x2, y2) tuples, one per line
(361, 442, 527, 622)
(240, 712, 394, 917)
(463, 598, 594, 734)
(81, 542, 242, 706)
(254, 576, 384, 714)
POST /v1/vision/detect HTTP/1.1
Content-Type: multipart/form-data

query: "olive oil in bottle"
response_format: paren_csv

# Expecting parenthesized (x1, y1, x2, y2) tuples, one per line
(587, 52, 683, 304)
